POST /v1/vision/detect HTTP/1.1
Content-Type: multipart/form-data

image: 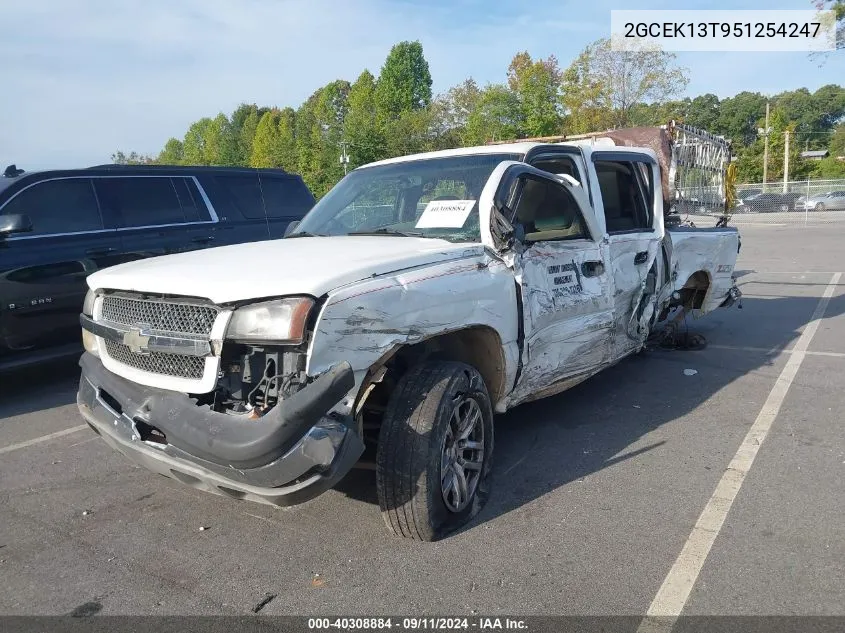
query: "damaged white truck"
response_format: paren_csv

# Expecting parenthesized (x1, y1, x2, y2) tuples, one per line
(77, 129, 741, 540)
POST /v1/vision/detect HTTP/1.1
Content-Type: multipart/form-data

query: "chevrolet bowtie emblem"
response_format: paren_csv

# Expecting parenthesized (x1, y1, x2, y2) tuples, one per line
(123, 324, 152, 355)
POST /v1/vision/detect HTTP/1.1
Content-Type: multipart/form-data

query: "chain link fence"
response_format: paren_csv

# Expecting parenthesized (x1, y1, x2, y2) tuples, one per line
(682, 178, 845, 226)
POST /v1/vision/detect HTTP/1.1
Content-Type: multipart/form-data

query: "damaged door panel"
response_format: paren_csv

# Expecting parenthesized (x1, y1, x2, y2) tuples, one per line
(591, 153, 664, 359)
(497, 166, 614, 404)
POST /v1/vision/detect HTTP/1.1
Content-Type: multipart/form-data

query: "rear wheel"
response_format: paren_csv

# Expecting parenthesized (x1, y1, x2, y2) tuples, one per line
(815, 203, 825, 212)
(375, 361, 493, 541)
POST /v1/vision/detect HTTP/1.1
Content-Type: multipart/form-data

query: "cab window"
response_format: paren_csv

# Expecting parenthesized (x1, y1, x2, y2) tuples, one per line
(510, 175, 589, 243)
(595, 161, 652, 233)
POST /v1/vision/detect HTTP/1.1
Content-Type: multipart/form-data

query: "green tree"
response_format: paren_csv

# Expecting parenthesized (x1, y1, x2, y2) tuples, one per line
(809, 156, 845, 178)
(736, 108, 803, 182)
(157, 138, 184, 164)
(716, 92, 767, 146)
(182, 118, 213, 165)
(345, 70, 385, 168)
(507, 52, 563, 136)
(277, 107, 298, 170)
(685, 94, 721, 130)
(203, 113, 232, 165)
(374, 40, 433, 119)
(238, 109, 261, 166)
(250, 110, 282, 168)
(111, 151, 154, 165)
(562, 38, 689, 131)
(830, 123, 845, 157)
(463, 84, 523, 145)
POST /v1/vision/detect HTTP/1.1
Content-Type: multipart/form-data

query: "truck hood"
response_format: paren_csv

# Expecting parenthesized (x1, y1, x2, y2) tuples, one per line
(87, 236, 483, 304)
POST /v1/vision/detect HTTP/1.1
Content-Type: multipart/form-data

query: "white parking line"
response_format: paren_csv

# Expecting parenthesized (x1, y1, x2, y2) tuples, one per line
(708, 344, 845, 358)
(0, 425, 88, 455)
(638, 272, 842, 633)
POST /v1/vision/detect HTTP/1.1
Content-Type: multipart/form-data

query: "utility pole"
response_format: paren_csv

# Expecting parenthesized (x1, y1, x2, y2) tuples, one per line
(339, 141, 350, 175)
(761, 101, 770, 188)
(783, 130, 790, 194)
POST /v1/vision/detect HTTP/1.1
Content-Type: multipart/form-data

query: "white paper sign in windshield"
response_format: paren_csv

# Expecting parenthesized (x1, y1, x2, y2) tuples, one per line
(415, 199, 476, 229)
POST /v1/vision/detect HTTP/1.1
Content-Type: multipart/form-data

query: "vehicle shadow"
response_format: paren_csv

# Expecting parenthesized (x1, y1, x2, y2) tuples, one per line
(0, 357, 81, 419)
(334, 290, 845, 537)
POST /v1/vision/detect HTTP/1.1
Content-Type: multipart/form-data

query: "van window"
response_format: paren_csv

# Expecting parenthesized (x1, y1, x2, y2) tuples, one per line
(95, 177, 185, 227)
(215, 175, 266, 219)
(259, 177, 315, 218)
(172, 177, 211, 222)
(2, 178, 103, 235)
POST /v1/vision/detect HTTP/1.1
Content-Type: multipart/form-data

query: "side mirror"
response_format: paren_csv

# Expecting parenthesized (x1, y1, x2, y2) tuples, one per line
(0, 214, 33, 238)
(283, 220, 300, 237)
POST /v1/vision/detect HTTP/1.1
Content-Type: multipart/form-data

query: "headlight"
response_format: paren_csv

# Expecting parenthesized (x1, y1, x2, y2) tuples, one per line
(83, 288, 96, 317)
(82, 289, 99, 356)
(225, 297, 314, 344)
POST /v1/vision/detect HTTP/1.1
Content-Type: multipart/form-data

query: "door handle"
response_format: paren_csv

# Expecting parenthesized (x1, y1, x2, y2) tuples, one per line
(86, 247, 116, 256)
(634, 251, 649, 265)
(581, 260, 605, 277)
(191, 236, 215, 244)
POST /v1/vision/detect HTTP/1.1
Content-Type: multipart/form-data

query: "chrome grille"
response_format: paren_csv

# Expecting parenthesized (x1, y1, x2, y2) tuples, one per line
(101, 295, 219, 335)
(103, 340, 205, 380)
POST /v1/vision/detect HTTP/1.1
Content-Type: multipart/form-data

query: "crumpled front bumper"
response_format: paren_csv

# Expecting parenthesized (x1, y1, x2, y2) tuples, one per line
(76, 352, 364, 507)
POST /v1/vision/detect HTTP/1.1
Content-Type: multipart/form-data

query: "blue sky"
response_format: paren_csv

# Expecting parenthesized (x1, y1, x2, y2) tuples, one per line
(1, 0, 842, 169)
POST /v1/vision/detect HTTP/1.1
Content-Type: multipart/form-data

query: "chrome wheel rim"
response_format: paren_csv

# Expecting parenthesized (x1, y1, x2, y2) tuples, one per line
(440, 396, 484, 513)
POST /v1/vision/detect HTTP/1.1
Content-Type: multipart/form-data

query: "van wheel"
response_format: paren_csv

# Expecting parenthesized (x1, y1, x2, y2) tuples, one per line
(376, 361, 493, 541)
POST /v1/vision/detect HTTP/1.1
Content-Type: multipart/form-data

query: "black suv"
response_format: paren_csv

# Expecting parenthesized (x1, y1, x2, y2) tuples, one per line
(0, 164, 315, 370)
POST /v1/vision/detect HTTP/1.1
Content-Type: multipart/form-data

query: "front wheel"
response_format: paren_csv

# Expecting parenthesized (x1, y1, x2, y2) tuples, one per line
(815, 203, 825, 212)
(376, 361, 494, 541)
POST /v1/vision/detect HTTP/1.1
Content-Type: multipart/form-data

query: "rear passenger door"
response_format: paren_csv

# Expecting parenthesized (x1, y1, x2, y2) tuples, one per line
(591, 152, 663, 360)
(0, 177, 122, 354)
(94, 176, 194, 264)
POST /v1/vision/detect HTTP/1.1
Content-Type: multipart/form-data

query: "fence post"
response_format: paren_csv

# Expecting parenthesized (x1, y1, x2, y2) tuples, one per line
(805, 179, 810, 227)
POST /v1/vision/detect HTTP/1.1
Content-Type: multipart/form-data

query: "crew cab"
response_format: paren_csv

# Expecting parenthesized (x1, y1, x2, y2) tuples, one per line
(76, 141, 742, 540)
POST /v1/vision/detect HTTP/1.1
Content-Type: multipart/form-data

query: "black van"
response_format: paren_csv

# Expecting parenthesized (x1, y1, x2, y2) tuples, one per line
(0, 164, 316, 370)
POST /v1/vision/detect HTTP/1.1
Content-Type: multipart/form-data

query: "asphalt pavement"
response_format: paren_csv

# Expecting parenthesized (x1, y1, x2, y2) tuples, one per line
(1, 220, 843, 618)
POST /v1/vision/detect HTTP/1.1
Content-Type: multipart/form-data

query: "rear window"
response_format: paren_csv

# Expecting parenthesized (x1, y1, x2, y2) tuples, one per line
(213, 175, 266, 220)
(259, 176, 315, 219)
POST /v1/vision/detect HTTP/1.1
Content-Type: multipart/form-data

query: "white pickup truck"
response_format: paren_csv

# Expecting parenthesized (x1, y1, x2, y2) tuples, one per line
(77, 140, 741, 540)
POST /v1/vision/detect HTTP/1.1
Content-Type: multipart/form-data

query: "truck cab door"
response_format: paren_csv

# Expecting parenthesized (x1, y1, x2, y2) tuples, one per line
(588, 151, 664, 360)
(491, 165, 614, 404)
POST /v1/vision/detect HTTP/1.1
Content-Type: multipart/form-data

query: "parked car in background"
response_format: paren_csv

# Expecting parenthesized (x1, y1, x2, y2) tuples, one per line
(799, 191, 845, 212)
(780, 192, 804, 211)
(735, 192, 791, 213)
(0, 164, 315, 371)
(736, 188, 762, 205)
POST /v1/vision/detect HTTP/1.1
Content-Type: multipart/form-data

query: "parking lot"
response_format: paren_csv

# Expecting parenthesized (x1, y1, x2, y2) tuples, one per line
(1, 218, 844, 619)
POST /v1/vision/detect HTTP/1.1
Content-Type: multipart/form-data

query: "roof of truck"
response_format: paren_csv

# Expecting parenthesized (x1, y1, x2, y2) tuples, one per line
(360, 142, 543, 168)
(358, 138, 656, 170)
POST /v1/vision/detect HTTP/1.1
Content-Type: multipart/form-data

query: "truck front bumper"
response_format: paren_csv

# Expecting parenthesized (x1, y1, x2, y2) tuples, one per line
(76, 352, 364, 507)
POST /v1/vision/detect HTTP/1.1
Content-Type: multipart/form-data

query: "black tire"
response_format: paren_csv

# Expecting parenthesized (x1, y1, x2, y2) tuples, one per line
(815, 203, 825, 212)
(375, 361, 494, 541)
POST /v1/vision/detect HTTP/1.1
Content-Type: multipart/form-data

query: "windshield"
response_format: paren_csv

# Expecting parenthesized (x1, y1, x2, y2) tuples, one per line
(293, 153, 521, 242)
